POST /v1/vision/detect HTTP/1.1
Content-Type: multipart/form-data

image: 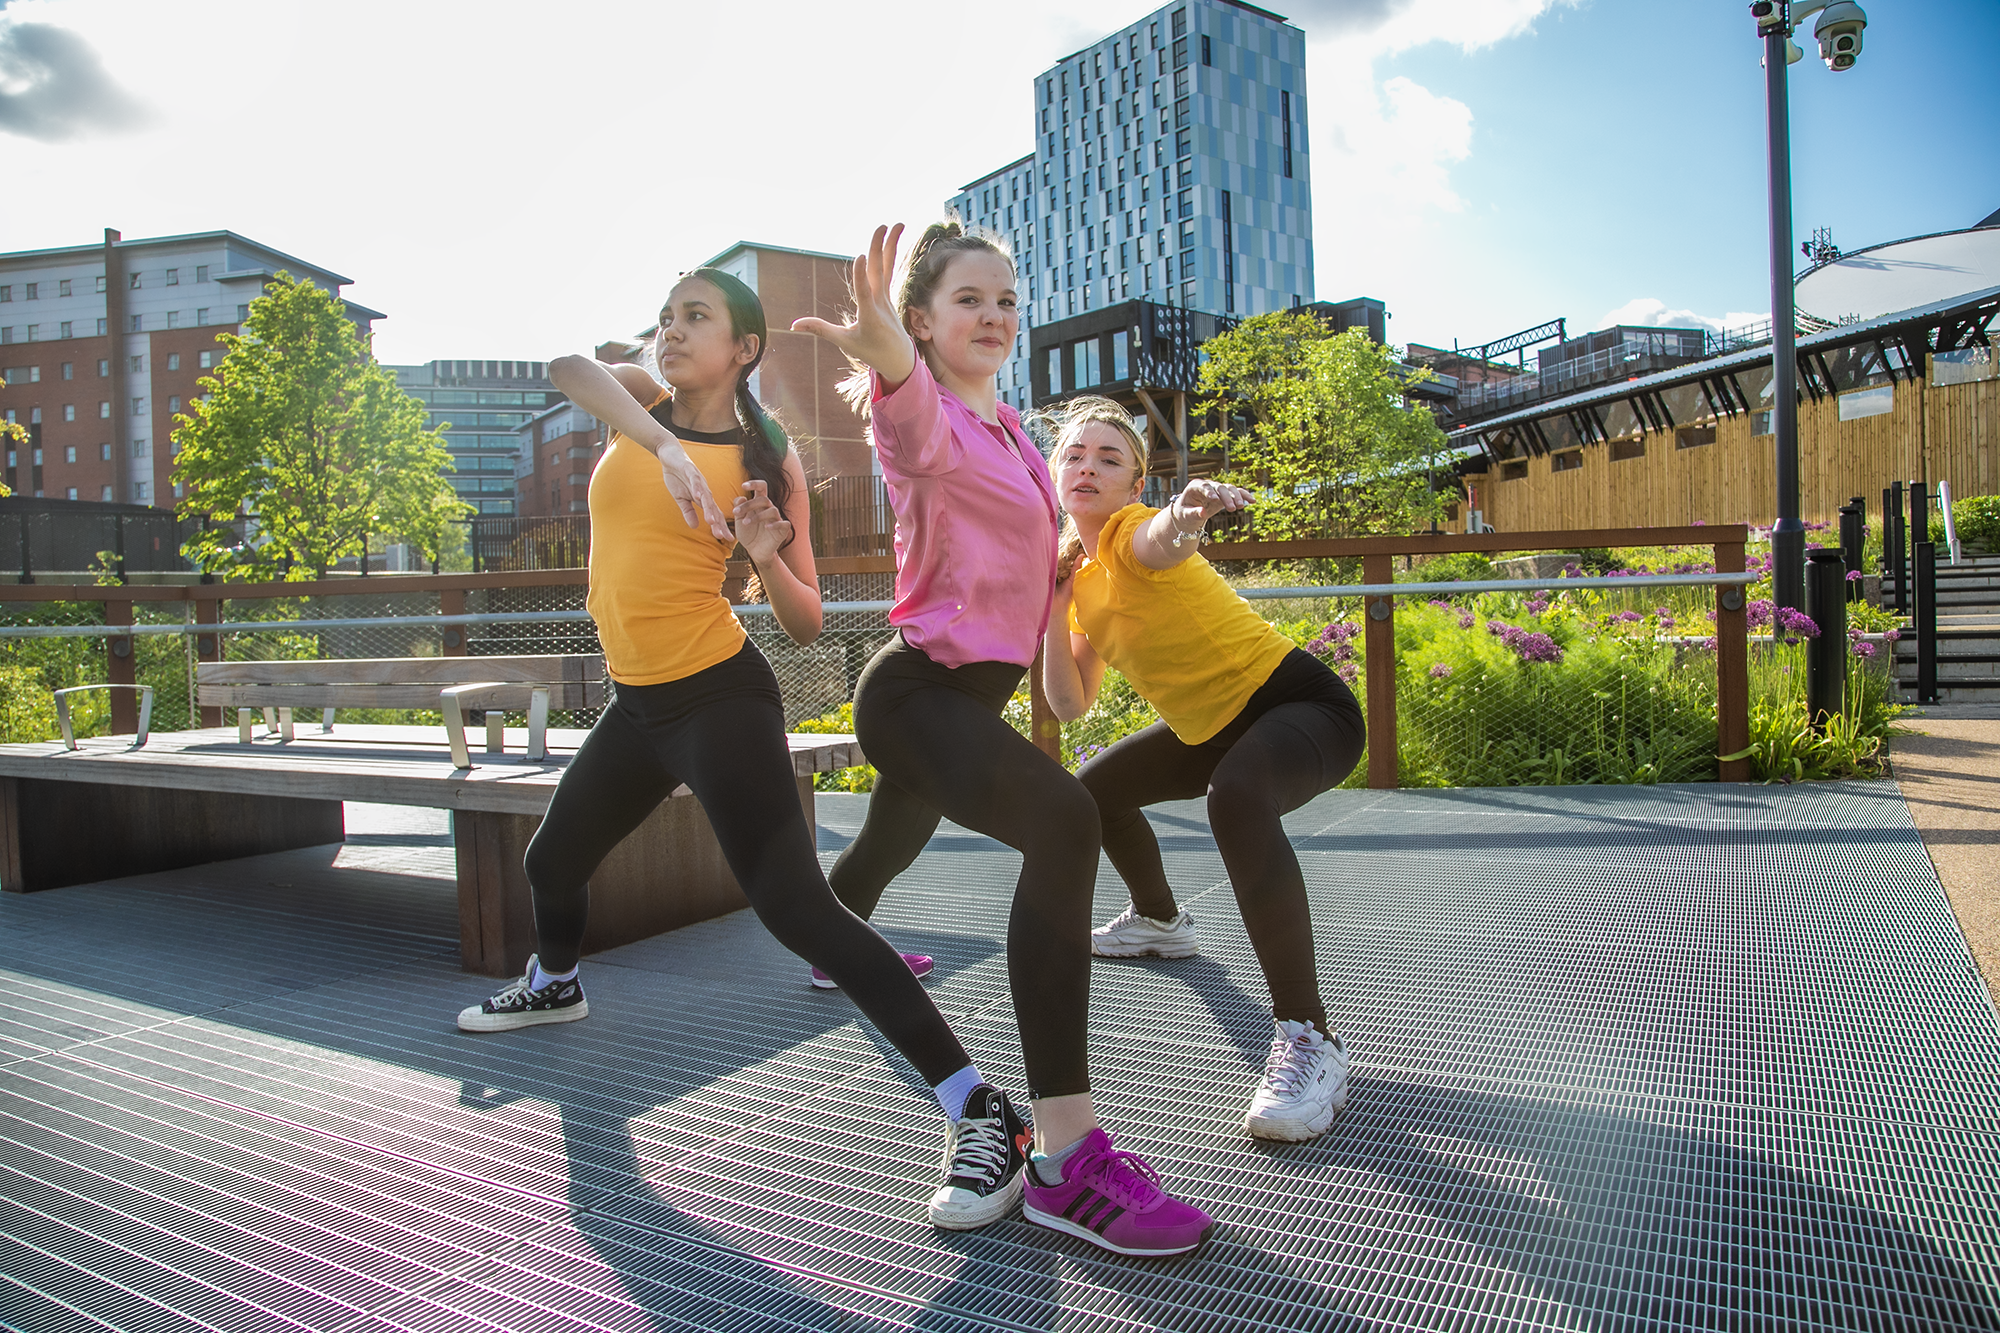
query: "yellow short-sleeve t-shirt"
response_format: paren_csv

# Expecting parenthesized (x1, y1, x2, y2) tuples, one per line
(1069, 504, 1296, 744)
(586, 391, 752, 685)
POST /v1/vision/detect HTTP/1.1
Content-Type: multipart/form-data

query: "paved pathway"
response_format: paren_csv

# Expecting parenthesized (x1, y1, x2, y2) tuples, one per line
(1895, 705, 2000, 1010)
(0, 786, 1995, 1331)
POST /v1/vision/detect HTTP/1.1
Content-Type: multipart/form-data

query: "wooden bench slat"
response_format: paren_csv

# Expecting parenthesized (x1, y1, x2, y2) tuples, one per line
(197, 655, 604, 687)
(199, 682, 603, 710)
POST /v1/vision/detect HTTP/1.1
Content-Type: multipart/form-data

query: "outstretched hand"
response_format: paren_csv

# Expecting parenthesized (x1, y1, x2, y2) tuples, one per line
(1170, 478, 1254, 531)
(733, 479, 793, 565)
(790, 224, 917, 388)
(655, 437, 734, 541)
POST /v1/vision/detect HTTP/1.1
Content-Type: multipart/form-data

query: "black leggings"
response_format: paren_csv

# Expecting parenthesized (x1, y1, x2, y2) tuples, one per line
(1076, 649, 1366, 1032)
(828, 635, 1101, 1100)
(524, 639, 971, 1087)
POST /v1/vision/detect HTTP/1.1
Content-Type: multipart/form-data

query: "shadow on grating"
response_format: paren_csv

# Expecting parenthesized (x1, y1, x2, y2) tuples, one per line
(0, 785, 1996, 1332)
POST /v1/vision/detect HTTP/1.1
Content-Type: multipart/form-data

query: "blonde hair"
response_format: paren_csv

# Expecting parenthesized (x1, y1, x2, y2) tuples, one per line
(838, 216, 1014, 418)
(1043, 395, 1150, 584)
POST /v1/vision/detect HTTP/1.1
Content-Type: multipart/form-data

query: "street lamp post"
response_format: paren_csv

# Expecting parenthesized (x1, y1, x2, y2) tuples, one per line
(1751, 0, 1868, 614)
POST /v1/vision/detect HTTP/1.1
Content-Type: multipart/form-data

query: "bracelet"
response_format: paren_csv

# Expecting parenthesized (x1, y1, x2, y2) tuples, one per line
(1168, 503, 1204, 548)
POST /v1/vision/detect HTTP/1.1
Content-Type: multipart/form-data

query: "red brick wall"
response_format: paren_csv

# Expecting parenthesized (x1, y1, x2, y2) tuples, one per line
(147, 325, 234, 504)
(1, 332, 116, 500)
(750, 249, 872, 483)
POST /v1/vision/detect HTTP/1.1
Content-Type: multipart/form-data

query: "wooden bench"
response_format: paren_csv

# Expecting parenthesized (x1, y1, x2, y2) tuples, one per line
(0, 722, 868, 978)
(196, 656, 607, 767)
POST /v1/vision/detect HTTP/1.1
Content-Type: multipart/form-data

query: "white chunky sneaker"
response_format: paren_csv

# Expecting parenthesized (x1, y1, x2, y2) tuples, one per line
(1090, 904, 1199, 958)
(1243, 1019, 1348, 1142)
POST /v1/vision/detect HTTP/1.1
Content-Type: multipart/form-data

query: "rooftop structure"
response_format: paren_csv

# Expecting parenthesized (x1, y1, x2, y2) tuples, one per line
(387, 360, 558, 518)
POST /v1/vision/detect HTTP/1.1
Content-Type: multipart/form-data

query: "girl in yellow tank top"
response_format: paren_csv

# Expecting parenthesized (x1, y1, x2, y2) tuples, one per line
(455, 270, 1018, 1227)
(1039, 397, 1369, 1146)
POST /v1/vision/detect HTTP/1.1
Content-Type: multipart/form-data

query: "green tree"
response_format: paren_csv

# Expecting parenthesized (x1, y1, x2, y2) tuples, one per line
(1196, 312, 1451, 540)
(173, 273, 469, 579)
(0, 416, 22, 496)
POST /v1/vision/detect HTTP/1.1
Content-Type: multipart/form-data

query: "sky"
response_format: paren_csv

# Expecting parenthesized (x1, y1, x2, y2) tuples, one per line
(2, 0, 1993, 366)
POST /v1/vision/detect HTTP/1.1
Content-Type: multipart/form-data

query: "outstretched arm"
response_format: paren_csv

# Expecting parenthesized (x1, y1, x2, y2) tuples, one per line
(790, 224, 916, 392)
(1131, 478, 1254, 572)
(734, 453, 824, 645)
(548, 355, 732, 541)
(1041, 579, 1108, 722)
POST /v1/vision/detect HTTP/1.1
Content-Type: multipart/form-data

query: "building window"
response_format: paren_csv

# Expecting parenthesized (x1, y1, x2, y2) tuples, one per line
(131, 397, 145, 416)
(198, 350, 214, 370)
(1675, 424, 1716, 450)
(59, 321, 72, 339)
(1113, 329, 1131, 380)
(60, 362, 72, 379)
(236, 305, 249, 321)
(62, 405, 74, 421)
(130, 355, 142, 372)
(25, 325, 37, 341)
(1837, 385, 1895, 421)
(1751, 409, 1773, 436)
(66, 487, 77, 500)
(0, 286, 9, 302)
(133, 481, 148, 501)
(1552, 451, 1583, 473)
(197, 308, 209, 326)
(1281, 91, 1294, 178)
(101, 485, 113, 501)
(167, 353, 179, 371)
(24, 283, 36, 300)
(100, 442, 111, 460)
(130, 315, 142, 332)
(196, 265, 209, 283)
(166, 268, 179, 286)
(63, 446, 75, 463)
(0, 329, 10, 345)
(96, 319, 107, 336)
(58, 280, 71, 297)
(129, 272, 141, 289)
(1074, 339, 1099, 389)
(168, 396, 180, 413)
(132, 438, 148, 457)
(166, 311, 180, 329)
(1200, 35, 1210, 65)
(1046, 345, 1063, 394)
(95, 275, 105, 293)
(97, 359, 108, 376)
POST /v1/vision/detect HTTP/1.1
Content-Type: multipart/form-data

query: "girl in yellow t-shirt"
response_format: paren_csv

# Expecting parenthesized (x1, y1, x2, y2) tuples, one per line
(454, 269, 1029, 1231)
(1041, 397, 1367, 1144)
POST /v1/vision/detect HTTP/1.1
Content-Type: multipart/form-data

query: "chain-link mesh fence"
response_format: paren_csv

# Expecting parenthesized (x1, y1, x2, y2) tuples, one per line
(4, 555, 1890, 789)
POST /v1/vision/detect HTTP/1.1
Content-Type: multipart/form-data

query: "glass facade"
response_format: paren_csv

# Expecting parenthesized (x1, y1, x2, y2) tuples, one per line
(388, 359, 553, 515)
(949, 0, 1313, 410)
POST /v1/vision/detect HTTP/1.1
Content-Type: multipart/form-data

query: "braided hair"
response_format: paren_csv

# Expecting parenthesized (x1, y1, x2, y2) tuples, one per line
(675, 266, 792, 517)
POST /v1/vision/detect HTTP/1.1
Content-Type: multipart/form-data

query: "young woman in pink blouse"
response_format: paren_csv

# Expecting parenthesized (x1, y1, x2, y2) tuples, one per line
(795, 222, 1211, 1258)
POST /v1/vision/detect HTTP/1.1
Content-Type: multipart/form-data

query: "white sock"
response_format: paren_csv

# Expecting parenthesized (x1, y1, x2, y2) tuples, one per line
(933, 1065, 986, 1122)
(1030, 1131, 1087, 1185)
(531, 960, 577, 990)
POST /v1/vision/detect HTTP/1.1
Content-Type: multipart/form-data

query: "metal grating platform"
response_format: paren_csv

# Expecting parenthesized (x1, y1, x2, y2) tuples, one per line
(1, 783, 1996, 1331)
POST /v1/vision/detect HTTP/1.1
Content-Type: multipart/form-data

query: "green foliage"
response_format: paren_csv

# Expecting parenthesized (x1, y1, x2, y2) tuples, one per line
(1196, 315, 1451, 540)
(1725, 647, 1900, 781)
(1405, 552, 1493, 583)
(1945, 493, 2000, 550)
(174, 274, 470, 580)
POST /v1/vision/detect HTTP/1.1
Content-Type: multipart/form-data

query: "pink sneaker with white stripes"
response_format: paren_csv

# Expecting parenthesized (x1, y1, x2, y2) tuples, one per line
(809, 952, 934, 990)
(1021, 1128, 1214, 1257)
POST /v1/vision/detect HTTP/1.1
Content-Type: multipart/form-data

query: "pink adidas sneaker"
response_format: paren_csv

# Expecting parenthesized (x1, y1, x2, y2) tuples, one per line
(1021, 1128, 1214, 1257)
(810, 953, 934, 990)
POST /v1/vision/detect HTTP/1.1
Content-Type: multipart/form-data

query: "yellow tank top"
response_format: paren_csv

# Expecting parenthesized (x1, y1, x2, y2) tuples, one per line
(1069, 504, 1296, 743)
(586, 391, 751, 685)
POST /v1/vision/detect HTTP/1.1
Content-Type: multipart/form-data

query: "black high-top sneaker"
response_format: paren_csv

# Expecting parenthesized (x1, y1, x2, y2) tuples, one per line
(457, 954, 589, 1033)
(927, 1085, 1033, 1229)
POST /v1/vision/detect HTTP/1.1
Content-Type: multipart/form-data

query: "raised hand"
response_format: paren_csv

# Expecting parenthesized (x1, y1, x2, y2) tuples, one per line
(733, 479, 794, 565)
(655, 437, 734, 541)
(790, 224, 916, 388)
(1170, 478, 1254, 531)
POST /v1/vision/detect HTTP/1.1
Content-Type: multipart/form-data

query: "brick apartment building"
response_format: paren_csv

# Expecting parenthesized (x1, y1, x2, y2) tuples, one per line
(0, 229, 379, 506)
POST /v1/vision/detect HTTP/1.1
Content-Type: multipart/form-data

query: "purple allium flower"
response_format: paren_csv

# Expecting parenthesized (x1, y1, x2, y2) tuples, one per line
(1526, 597, 1550, 615)
(1884, 627, 1902, 641)
(1746, 599, 1775, 630)
(1458, 612, 1475, 629)
(1654, 608, 1676, 630)
(1616, 610, 1644, 623)
(1853, 641, 1878, 659)
(1513, 631, 1563, 664)
(1776, 607, 1820, 638)
(1699, 637, 1718, 651)
(1429, 662, 1453, 679)
(1846, 569, 1862, 582)
(1486, 620, 1509, 636)
(1336, 662, 1358, 684)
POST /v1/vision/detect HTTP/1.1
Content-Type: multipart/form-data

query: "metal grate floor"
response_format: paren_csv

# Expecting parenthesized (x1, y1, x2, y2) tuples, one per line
(1, 783, 1996, 1331)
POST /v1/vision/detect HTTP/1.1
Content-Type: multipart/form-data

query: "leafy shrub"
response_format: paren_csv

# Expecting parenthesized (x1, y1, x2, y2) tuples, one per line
(795, 702, 876, 792)
(1944, 493, 2000, 551)
(1406, 552, 1493, 583)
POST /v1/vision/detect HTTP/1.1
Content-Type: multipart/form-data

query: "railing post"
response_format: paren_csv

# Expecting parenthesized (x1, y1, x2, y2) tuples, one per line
(105, 599, 137, 734)
(1363, 553, 1397, 789)
(439, 587, 467, 656)
(1886, 482, 1905, 612)
(194, 592, 223, 727)
(1716, 540, 1749, 782)
(1915, 540, 1939, 705)
(1029, 641, 1061, 762)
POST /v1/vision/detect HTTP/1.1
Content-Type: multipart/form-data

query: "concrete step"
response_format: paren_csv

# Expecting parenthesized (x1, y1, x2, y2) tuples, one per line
(1894, 661, 2000, 680)
(1895, 682, 2000, 704)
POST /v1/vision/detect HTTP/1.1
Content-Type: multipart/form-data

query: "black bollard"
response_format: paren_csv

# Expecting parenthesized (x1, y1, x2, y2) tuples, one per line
(1915, 540, 1939, 705)
(1887, 482, 1906, 612)
(1911, 481, 1929, 554)
(1839, 501, 1865, 602)
(1806, 547, 1848, 727)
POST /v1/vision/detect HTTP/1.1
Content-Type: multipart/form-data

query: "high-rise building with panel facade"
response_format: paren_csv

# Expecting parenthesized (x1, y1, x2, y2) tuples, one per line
(387, 359, 557, 516)
(950, 0, 1311, 411)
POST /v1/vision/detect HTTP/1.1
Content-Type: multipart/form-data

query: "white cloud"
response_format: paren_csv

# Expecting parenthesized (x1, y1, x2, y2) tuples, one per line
(1598, 297, 1768, 335)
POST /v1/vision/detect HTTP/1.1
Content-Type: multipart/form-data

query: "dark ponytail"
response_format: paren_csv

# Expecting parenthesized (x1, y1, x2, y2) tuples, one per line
(680, 266, 792, 518)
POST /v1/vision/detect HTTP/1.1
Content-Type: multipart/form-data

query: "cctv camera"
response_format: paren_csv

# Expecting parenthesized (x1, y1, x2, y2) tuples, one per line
(1813, 1, 1866, 70)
